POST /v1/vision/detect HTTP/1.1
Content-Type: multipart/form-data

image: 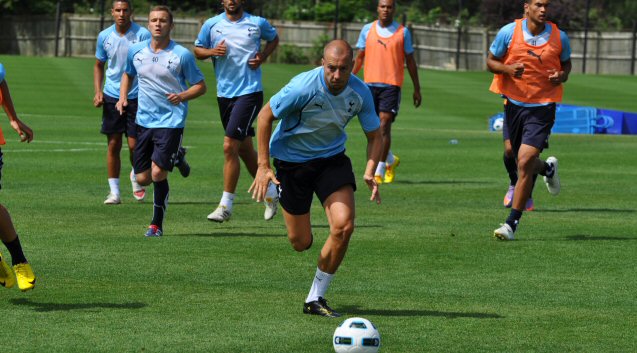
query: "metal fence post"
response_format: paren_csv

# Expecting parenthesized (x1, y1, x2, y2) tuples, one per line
(54, 1, 62, 57)
(632, 21, 637, 75)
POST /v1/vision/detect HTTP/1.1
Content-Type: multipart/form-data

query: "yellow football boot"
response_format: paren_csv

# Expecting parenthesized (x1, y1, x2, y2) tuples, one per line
(13, 263, 36, 292)
(384, 155, 400, 183)
(374, 175, 383, 184)
(0, 253, 16, 289)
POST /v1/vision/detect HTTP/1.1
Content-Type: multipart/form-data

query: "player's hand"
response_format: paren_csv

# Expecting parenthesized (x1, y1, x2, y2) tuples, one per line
(249, 167, 280, 203)
(115, 99, 128, 115)
(364, 173, 381, 205)
(547, 69, 567, 85)
(213, 40, 227, 57)
(509, 63, 525, 78)
(248, 52, 265, 70)
(166, 93, 183, 105)
(11, 119, 33, 143)
(413, 90, 422, 108)
(93, 92, 104, 108)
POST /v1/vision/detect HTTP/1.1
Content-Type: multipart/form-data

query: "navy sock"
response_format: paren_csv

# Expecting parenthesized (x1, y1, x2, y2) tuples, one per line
(151, 179, 169, 229)
(505, 209, 523, 232)
(503, 154, 518, 186)
(540, 162, 554, 178)
(3, 236, 27, 265)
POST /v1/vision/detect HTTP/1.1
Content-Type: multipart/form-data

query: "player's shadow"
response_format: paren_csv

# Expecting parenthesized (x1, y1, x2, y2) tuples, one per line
(393, 180, 489, 185)
(10, 298, 147, 312)
(534, 208, 635, 213)
(564, 234, 635, 241)
(338, 305, 503, 319)
(171, 231, 284, 238)
(311, 224, 382, 229)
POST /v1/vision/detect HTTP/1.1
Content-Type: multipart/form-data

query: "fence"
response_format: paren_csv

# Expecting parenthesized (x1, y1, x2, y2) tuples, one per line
(1, 14, 636, 75)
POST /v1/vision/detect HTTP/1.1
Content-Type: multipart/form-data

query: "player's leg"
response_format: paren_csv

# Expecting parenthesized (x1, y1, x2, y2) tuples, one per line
(101, 95, 126, 204)
(375, 111, 393, 184)
(125, 99, 146, 201)
(380, 86, 401, 183)
(503, 138, 517, 207)
(0, 204, 35, 291)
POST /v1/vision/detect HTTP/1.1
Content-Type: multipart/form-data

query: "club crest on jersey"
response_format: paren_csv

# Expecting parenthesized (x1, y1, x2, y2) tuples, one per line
(247, 27, 259, 36)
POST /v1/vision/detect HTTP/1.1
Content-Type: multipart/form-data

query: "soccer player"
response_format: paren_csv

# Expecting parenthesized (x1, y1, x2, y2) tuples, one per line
(0, 62, 36, 291)
(249, 40, 382, 317)
(116, 6, 207, 237)
(352, 0, 421, 184)
(488, 0, 571, 240)
(194, 0, 279, 222)
(94, 0, 151, 204)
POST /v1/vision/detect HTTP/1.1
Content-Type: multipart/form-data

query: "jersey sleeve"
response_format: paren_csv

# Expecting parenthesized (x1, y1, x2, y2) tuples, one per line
(270, 75, 309, 120)
(181, 51, 205, 85)
(559, 30, 572, 62)
(95, 32, 108, 62)
(403, 26, 415, 55)
(195, 20, 213, 48)
(489, 22, 515, 58)
(356, 24, 372, 50)
(0, 63, 5, 83)
(356, 85, 381, 133)
(139, 27, 151, 42)
(259, 17, 278, 42)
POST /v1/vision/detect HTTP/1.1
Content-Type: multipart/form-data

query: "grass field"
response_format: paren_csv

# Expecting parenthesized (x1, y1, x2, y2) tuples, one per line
(0, 55, 636, 353)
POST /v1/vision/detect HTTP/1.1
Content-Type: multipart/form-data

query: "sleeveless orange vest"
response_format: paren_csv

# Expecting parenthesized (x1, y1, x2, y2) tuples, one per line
(364, 21, 406, 87)
(490, 19, 563, 103)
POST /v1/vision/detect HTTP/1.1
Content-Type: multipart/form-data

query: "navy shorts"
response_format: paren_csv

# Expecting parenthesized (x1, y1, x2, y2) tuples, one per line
(505, 100, 555, 155)
(273, 152, 356, 215)
(101, 95, 138, 138)
(133, 126, 184, 173)
(369, 85, 401, 120)
(217, 92, 263, 141)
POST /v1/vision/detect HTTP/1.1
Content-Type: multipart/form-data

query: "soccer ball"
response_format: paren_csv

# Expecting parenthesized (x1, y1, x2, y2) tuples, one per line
(492, 117, 504, 131)
(333, 317, 381, 353)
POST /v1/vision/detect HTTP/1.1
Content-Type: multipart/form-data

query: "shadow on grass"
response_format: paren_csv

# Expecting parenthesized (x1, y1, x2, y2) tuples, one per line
(311, 224, 382, 229)
(10, 298, 146, 312)
(338, 305, 503, 319)
(534, 208, 635, 213)
(170, 231, 285, 238)
(393, 180, 489, 185)
(565, 235, 636, 241)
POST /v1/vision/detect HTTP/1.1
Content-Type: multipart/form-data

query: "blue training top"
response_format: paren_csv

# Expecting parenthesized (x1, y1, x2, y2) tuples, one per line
(124, 40, 205, 129)
(0, 63, 5, 83)
(269, 67, 380, 163)
(96, 22, 151, 99)
(195, 12, 278, 98)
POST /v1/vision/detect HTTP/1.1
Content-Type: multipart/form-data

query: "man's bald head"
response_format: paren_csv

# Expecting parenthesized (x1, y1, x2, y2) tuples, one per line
(323, 40, 354, 62)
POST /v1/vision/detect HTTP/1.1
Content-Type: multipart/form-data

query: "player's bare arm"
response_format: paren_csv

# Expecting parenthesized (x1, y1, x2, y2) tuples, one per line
(487, 52, 525, 78)
(93, 59, 106, 107)
(194, 40, 226, 60)
(249, 102, 280, 203)
(364, 128, 382, 204)
(352, 49, 365, 75)
(165, 80, 207, 105)
(248, 36, 279, 70)
(548, 59, 571, 85)
(405, 53, 421, 107)
(1, 80, 33, 143)
(115, 72, 133, 114)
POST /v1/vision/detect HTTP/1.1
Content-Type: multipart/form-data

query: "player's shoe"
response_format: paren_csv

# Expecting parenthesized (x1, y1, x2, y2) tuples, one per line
(503, 185, 515, 208)
(383, 155, 400, 183)
(130, 170, 146, 201)
(264, 193, 279, 221)
(544, 156, 560, 195)
(0, 253, 16, 289)
(104, 193, 121, 205)
(374, 175, 383, 185)
(525, 197, 535, 211)
(13, 263, 35, 292)
(303, 297, 341, 318)
(175, 147, 191, 178)
(493, 223, 515, 241)
(145, 225, 163, 237)
(207, 206, 231, 222)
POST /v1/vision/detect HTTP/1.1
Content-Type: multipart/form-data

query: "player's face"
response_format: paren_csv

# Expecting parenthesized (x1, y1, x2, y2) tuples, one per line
(148, 10, 173, 40)
(222, 0, 244, 15)
(525, 0, 550, 24)
(111, 1, 132, 27)
(322, 54, 352, 94)
(377, 0, 395, 23)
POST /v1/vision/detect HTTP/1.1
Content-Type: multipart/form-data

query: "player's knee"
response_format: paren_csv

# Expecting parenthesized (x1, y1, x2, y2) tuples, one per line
(290, 234, 313, 252)
(223, 139, 240, 157)
(330, 222, 354, 244)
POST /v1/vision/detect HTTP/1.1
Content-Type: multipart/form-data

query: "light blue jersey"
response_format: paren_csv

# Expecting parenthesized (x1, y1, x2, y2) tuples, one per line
(96, 23, 151, 99)
(195, 12, 277, 98)
(269, 67, 380, 163)
(125, 40, 205, 129)
(0, 63, 5, 83)
(490, 19, 572, 107)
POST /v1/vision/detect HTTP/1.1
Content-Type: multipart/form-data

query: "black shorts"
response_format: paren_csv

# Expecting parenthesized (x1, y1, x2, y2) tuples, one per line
(273, 152, 357, 215)
(369, 85, 401, 120)
(505, 100, 556, 155)
(101, 95, 138, 138)
(501, 104, 510, 141)
(133, 126, 184, 173)
(217, 92, 263, 141)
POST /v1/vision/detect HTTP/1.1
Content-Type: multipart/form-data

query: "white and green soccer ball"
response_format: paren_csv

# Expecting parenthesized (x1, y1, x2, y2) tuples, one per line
(333, 317, 381, 353)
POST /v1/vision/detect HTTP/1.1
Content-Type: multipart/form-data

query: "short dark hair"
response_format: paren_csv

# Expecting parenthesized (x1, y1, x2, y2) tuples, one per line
(150, 5, 173, 24)
(112, 0, 132, 10)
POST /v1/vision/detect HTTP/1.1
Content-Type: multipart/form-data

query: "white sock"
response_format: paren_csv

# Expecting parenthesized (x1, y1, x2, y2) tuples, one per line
(220, 192, 235, 211)
(108, 178, 120, 196)
(305, 267, 334, 303)
(386, 151, 395, 166)
(130, 169, 136, 182)
(265, 182, 278, 199)
(375, 162, 386, 177)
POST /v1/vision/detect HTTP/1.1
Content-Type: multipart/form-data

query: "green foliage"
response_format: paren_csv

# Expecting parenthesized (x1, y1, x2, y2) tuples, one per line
(308, 34, 331, 65)
(275, 44, 308, 64)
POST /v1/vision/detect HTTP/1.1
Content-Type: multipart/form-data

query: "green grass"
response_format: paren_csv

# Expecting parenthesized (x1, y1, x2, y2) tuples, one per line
(0, 55, 636, 353)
